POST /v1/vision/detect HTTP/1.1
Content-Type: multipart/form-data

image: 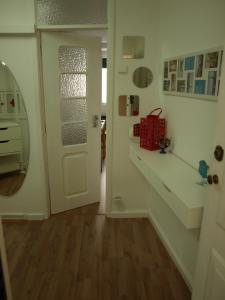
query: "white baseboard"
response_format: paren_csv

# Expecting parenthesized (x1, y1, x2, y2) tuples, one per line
(26, 214, 47, 220)
(148, 210, 193, 290)
(107, 210, 149, 218)
(0, 213, 47, 221)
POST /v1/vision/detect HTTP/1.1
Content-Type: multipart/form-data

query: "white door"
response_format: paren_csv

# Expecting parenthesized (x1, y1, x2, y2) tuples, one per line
(192, 47, 225, 299)
(41, 32, 101, 214)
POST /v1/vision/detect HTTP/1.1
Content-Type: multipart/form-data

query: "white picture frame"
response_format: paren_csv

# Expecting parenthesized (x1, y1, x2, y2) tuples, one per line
(163, 46, 223, 101)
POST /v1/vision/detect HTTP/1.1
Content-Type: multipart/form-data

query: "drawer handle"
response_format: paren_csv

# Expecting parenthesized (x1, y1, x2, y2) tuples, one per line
(0, 128, 8, 130)
(137, 156, 142, 161)
(162, 183, 171, 192)
(0, 140, 9, 143)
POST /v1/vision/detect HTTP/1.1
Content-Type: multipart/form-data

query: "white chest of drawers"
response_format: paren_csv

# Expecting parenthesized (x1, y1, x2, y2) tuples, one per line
(0, 121, 22, 174)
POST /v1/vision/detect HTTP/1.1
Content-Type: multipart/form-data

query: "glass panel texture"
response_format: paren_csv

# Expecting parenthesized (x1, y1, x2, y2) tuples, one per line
(60, 74, 86, 98)
(59, 47, 87, 73)
(36, 0, 107, 25)
(61, 98, 87, 122)
(62, 122, 87, 145)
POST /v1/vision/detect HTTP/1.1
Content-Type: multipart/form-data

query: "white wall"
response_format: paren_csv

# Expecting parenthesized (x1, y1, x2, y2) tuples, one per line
(0, 67, 12, 90)
(0, 36, 49, 218)
(0, 0, 35, 33)
(109, 0, 225, 288)
(159, 0, 225, 168)
(150, 0, 225, 287)
(0, 0, 49, 218)
(148, 183, 200, 287)
(110, 0, 161, 213)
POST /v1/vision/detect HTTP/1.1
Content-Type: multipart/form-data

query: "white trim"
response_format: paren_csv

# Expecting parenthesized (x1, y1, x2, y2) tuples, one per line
(108, 210, 149, 218)
(164, 45, 224, 63)
(36, 30, 51, 218)
(163, 91, 218, 103)
(37, 24, 108, 32)
(0, 213, 47, 220)
(0, 25, 35, 34)
(163, 46, 223, 101)
(105, 0, 116, 215)
(26, 214, 47, 220)
(148, 210, 193, 290)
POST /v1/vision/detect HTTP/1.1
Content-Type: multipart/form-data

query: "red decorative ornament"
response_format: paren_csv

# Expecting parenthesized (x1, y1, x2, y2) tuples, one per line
(140, 108, 166, 151)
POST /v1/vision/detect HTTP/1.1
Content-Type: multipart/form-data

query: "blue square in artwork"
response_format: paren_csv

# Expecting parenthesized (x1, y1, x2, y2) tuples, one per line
(194, 80, 206, 94)
(185, 56, 195, 70)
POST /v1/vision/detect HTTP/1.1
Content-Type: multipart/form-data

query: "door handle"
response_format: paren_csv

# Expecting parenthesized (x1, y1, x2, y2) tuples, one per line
(93, 115, 99, 128)
(214, 145, 224, 161)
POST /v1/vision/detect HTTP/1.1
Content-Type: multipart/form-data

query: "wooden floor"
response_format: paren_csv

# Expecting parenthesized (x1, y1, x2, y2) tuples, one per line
(0, 172, 25, 196)
(3, 203, 191, 300)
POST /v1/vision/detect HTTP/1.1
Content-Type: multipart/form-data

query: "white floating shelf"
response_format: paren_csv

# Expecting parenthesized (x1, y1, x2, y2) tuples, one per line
(130, 142, 206, 229)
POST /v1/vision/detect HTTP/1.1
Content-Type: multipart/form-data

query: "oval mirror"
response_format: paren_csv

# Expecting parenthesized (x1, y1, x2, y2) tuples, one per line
(0, 61, 29, 196)
(133, 67, 153, 88)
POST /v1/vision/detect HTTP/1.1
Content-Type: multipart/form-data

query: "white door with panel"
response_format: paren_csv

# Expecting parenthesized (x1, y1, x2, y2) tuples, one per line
(41, 32, 101, 213)
(192, 46, 225, 299)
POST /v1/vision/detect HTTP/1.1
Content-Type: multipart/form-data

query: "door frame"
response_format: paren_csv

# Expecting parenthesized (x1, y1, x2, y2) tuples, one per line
(36, 23, 112, 217)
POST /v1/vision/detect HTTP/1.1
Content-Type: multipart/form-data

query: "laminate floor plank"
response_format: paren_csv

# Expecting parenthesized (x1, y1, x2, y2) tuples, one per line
(3, 206, 191, 300)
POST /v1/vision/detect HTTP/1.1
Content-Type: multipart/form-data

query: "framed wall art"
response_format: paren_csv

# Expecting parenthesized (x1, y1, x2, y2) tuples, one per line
(163, 47, 223, 101)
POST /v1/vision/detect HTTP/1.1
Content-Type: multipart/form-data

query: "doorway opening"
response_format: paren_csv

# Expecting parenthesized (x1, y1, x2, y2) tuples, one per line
(100, 41, 107, 215)
(66, 29, 108, 216)
(67, 29, 108, 215)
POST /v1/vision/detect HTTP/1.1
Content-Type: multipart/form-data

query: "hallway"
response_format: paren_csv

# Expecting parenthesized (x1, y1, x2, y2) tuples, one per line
(3, 206, 190, 300)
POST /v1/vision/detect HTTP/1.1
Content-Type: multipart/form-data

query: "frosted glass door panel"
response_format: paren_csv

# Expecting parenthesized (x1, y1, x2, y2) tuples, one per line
(59, 45, 88, 146)
(36, 0, 107, 25)
(61, 98, 87, 122)
(62, 122, 87, 146)
(60, 74, 86, 98)
(59, 47, 87, 73)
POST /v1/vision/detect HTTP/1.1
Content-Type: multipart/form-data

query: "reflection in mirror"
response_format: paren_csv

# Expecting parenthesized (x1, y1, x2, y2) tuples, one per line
(0, 61, 29, 196)
(119, 95, 139, 116)
(123, 36, 145, 59)
(133, 67, 153, 88)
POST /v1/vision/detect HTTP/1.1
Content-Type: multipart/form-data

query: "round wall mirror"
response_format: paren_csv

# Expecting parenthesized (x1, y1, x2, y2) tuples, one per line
(133, 67, 153, 88)
(0, 61, 29, 196)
